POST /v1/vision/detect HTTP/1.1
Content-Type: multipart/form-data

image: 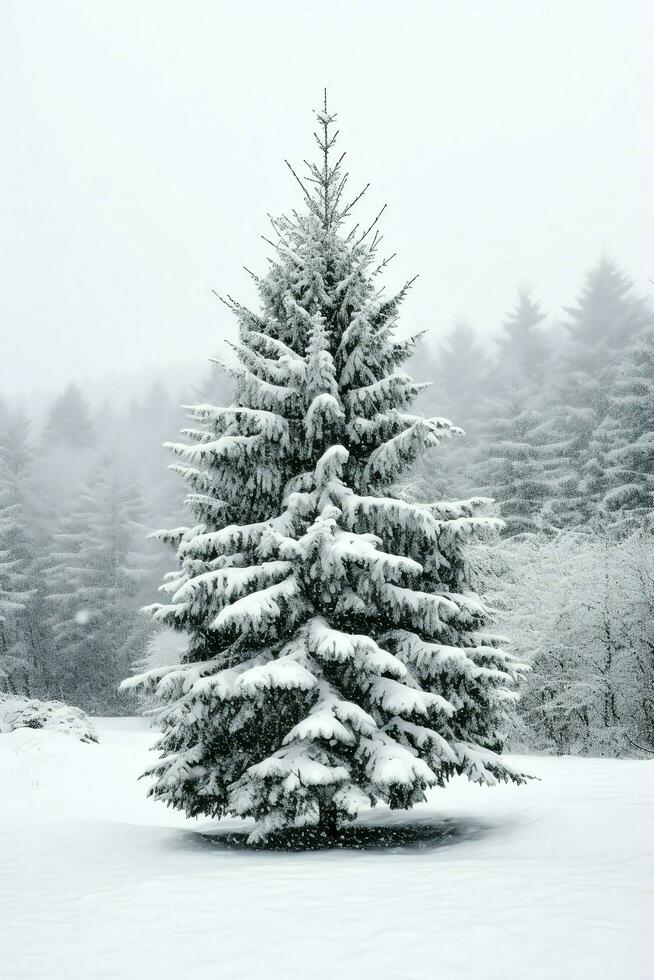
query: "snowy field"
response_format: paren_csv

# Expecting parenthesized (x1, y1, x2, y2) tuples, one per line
(1, 719, 651, 980)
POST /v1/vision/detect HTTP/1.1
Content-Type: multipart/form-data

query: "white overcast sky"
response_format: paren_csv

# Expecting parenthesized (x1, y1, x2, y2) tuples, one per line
(2, 0, 653, 397)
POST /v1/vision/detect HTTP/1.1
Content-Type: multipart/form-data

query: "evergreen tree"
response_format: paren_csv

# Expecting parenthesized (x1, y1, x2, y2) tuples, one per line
(602, 317, 654, 526)
(46, 460, 151, 712)
(413, 320, 491, 503)
(0, 411, 44, 694)
(546, 260, 650, 527)
(494, 290, 549, 389)
(427, 319, 491, 424)
(122, 380, 186, 524)
(0, 550, 29, 694)
(472, 393, 552, 535)
(126, 99, 526, 842)
(42, 382, 94, 448)
(37, 383, 95, 517)
(471, 292, 552, 535)
(565, 259, 647, 352)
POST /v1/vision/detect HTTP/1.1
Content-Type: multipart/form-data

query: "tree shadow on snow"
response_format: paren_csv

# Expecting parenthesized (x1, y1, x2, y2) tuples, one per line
(190, 815, 493, 854)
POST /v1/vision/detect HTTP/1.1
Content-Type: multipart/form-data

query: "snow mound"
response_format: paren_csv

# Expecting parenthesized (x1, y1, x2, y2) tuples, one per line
(0, 695, 98, 743)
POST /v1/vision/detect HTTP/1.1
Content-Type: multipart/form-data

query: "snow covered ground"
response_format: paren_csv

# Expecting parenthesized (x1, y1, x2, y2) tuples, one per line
(1, 718, 651, 980)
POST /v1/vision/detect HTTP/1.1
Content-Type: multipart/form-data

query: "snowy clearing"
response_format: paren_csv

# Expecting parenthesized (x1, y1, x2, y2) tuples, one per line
(1, 718, 651, 980)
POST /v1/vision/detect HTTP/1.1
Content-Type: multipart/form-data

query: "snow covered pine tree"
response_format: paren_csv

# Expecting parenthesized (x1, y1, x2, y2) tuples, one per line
(124, 98, 526, 842)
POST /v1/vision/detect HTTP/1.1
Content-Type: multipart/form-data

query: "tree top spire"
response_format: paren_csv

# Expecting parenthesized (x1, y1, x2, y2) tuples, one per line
(285, 91, 369, 231)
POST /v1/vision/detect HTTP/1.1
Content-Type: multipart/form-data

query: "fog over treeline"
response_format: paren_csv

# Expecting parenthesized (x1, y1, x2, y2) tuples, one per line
(2, 251, 653, 756)
(4, 2, 653, 396)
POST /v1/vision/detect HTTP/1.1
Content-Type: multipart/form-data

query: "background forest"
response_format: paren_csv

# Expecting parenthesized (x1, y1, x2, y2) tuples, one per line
(2, 257, 652, 757)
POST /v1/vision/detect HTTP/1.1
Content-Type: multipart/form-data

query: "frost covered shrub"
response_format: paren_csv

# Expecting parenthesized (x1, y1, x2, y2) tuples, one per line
(125, 99, 526, 842)
(490, 529, 654, 756)
(0, 693, 98, 743)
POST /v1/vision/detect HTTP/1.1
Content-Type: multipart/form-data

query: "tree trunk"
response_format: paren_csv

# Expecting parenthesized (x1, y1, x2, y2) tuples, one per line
(318, 802, 339, 838)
